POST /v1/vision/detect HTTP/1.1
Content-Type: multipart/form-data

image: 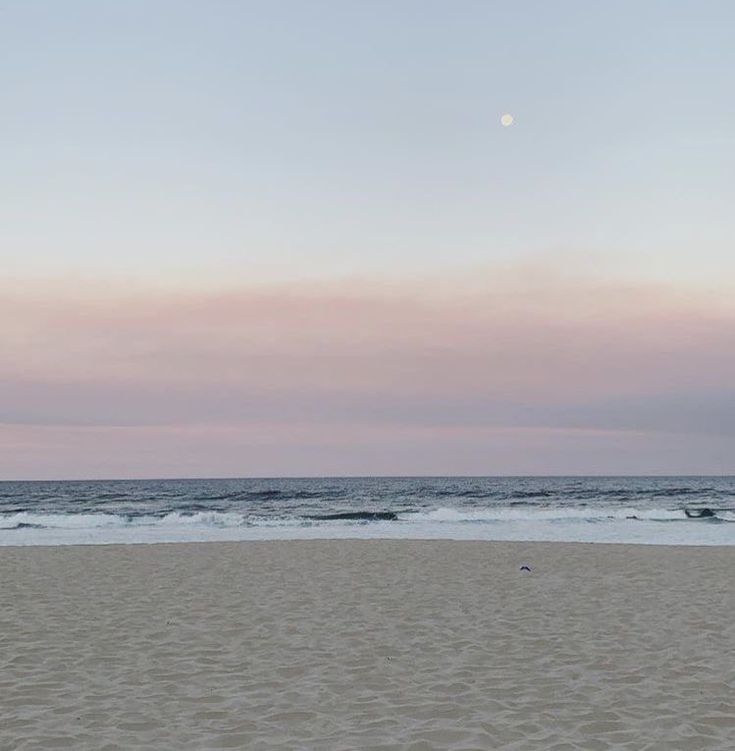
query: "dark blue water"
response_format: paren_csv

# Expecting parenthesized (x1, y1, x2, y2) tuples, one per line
(1, 476, 733, 546)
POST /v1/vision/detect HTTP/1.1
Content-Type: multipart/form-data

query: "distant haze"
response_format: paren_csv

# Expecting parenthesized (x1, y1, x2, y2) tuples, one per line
(2, 1, 734, 478)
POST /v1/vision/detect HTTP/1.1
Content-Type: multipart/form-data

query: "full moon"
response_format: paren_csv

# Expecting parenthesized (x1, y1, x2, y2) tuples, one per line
(500, 113, 514, 127)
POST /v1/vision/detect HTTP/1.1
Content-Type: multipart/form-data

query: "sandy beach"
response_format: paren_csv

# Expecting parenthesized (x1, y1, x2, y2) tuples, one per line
(2, 540, 734, 750)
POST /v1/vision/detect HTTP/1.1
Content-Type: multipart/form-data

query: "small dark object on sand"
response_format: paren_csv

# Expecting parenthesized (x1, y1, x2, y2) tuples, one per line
(684, 507, 716, 519)
(519, 565, 532, 572)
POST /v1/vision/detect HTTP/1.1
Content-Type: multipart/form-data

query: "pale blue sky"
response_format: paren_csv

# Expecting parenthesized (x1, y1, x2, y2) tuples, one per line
(3, 2, 735, 477)
(3, 0, 734, 282)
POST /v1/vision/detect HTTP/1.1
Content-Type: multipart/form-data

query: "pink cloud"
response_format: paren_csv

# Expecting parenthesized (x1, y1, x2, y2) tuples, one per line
(1, 268, 734, 476)
(1, 422, 733, 479)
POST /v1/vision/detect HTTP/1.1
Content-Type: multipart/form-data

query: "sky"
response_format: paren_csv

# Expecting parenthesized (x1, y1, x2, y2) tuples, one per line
(2, 1, 734, 478)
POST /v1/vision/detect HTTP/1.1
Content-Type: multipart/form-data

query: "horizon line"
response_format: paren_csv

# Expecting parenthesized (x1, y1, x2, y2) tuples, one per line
(2, 473, 733, 484)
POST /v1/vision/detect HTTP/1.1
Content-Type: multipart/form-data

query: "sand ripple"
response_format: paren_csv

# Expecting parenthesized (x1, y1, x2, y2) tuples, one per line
(1, 541, 734, 750)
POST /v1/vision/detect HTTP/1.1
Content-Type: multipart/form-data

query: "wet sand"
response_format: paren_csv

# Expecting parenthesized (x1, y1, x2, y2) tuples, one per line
(2, 540, 734, 750)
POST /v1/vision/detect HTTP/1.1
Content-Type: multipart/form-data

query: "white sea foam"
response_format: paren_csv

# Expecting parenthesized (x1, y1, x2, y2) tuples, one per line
(0, 506, 693, 532)
(402, 506, 689, 522)
(0, 512, 128, 529)
(1, 505, 734, 546)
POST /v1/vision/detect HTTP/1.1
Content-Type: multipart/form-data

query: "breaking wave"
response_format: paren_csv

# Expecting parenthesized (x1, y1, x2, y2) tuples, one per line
(1, 505, 732, 534)
(402, 506, 729, 523)
(0, 511, 250, 530)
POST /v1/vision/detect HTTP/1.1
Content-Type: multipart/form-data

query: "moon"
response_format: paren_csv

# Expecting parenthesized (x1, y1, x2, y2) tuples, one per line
(500, 113, 514, 127)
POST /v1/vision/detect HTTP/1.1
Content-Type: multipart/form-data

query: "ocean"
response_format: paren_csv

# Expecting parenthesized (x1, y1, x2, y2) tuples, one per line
(1, 476, 734, 547)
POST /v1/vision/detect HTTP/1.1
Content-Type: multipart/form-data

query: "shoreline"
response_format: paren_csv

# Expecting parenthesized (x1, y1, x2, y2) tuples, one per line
(3, 535, 735, 551)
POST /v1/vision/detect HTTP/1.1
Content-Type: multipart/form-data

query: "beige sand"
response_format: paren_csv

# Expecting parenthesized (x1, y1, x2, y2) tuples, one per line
(2, 540, 734, 750)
